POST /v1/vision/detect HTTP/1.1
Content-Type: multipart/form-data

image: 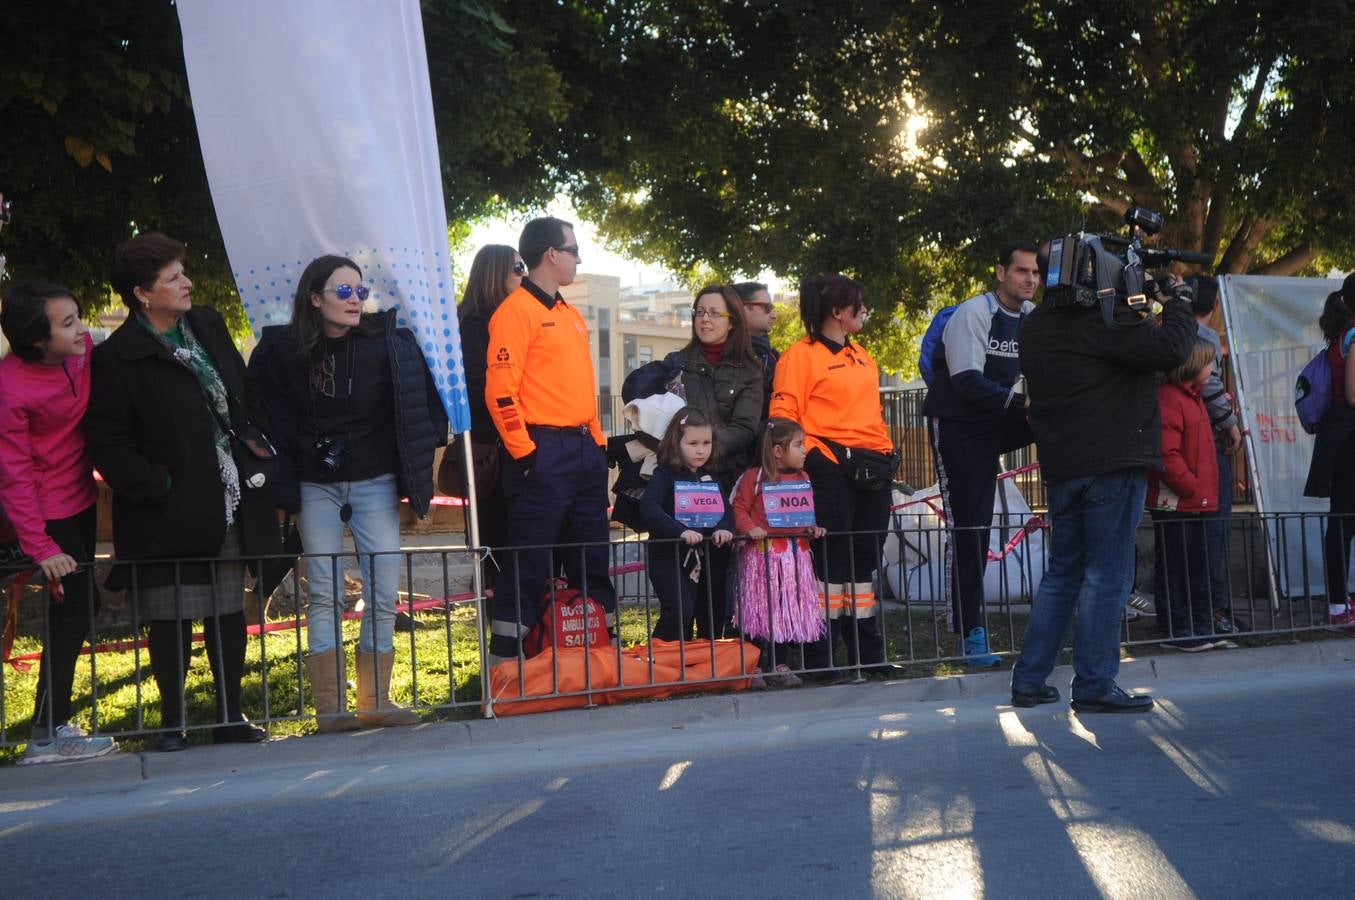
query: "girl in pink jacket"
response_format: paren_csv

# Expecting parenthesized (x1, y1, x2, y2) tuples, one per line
(0, 281, 116, 763)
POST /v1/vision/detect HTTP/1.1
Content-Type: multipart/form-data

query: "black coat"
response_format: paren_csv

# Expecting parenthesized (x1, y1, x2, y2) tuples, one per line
(1018, 298, 1196, 484)
(84, 307, 282, 589)
(247, 310, 449, 516)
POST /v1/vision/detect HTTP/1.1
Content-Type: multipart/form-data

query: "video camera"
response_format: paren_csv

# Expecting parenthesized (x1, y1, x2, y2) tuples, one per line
(1043, 207, 1212, 328)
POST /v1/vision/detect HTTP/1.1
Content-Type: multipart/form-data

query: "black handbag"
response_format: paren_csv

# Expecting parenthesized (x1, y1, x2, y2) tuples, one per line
(815, 436, 898, 492)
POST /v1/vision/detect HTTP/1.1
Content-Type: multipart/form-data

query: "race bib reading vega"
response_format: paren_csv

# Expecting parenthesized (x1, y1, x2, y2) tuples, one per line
(674, 480, 726, 529)
(762, 480, 816, 528)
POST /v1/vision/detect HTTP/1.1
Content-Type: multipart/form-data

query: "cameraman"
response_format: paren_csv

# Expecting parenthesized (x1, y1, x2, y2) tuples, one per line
(1010, 249, 1196, 714)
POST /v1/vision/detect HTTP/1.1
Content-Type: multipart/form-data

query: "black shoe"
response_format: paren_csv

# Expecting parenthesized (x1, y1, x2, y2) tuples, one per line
(1070, 685, 1154, 714)
(212, 721, 267, 744)
(807, 670, 851, 686)
(1011, 684, 1059, 708)
(862, 664, 908, 681)
(1213, 611, 1250, 634)
(155, 730, 189, 752)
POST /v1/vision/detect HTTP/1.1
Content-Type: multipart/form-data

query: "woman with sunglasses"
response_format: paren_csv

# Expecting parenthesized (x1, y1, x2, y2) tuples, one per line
(85, 232, 281, 751)
(447, 244, 524, 587)
(250, 255, 447, 731)
(622, 283, 763, 638)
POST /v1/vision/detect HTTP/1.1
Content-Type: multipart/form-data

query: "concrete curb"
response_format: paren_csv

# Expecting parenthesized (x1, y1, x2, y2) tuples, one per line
(3, 640, 1351, 792)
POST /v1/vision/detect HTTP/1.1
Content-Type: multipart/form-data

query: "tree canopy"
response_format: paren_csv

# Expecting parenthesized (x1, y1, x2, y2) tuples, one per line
(2, 0, 1352, 368)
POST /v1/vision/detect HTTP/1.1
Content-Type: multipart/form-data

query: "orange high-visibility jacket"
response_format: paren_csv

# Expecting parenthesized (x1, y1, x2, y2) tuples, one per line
(485, 285, 604, 460)
(770, 336, 891, 462)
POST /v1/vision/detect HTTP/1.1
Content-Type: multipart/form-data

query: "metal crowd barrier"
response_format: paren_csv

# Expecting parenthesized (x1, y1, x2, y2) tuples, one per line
(1, 509, 1350, 750)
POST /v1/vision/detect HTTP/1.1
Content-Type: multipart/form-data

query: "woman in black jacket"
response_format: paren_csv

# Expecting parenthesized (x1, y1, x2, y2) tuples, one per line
(249, 255, 447, 731)
(451, 244, 523, 585)
(85, 232, 281, 751)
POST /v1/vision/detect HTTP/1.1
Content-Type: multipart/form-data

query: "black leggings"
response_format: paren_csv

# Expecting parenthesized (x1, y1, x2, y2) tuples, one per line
(1326, 431, 1355, 604)
(147, 612, 248, 728)
(31, 505, 100, 737)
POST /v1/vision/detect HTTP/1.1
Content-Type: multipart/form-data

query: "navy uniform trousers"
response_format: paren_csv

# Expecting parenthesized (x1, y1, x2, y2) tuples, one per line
(490, 426, 617, 658)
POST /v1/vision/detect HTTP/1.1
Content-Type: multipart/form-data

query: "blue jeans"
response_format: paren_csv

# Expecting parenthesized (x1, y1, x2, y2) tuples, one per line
(299, 474, 402, 654)
(1012, 469, 1146, 701)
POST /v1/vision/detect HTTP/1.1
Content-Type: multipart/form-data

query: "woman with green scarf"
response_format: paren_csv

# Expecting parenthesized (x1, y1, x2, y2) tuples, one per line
(85, 233, 281, 752)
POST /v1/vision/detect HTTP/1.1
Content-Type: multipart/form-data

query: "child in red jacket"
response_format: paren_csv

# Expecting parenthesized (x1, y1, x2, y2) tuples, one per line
(1147, 337, 1232, 651)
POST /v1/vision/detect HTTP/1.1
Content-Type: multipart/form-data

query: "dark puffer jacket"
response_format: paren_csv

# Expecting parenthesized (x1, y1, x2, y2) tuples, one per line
(248, 310, 448, 516)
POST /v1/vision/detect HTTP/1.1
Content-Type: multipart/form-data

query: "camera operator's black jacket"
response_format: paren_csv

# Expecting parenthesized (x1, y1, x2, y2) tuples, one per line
(1018, 298, 1196, 484)
(249, 310, 448, 516)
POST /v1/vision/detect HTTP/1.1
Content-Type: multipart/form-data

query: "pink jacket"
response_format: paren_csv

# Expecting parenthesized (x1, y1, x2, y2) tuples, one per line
(0, 333, 99, 562)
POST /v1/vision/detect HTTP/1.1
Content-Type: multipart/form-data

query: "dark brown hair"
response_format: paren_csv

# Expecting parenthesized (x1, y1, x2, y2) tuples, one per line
(690, 284, 758, 366)
(1, 280, 81, 363)
(458, 244, 518, 322)
(288, 254, 380, 360)
(656, 405, 718, 470)
(518, 216, 574, 269)
(1320, 290, 1352, 344)
(111, 232, 186, 312)
(759, 417, 804, 481)
(798, 274, 864, 341)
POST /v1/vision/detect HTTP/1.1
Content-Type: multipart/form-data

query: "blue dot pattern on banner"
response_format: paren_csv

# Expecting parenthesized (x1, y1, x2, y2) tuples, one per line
(236, 248, 470, 432)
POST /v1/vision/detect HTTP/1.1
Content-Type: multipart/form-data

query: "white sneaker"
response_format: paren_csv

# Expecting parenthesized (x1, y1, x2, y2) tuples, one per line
(18, 723, 118, 765)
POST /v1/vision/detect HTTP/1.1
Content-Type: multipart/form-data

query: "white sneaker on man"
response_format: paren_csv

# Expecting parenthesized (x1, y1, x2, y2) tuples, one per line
(18, 723, 118, 765)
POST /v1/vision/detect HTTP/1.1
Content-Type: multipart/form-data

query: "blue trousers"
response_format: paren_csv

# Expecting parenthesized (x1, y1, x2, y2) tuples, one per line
(492, 428, 616, 657)
(1012, 469, 1145, 701)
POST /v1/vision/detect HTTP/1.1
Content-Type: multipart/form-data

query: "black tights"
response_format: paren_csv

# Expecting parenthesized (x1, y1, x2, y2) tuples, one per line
(147, 612, 247, 728)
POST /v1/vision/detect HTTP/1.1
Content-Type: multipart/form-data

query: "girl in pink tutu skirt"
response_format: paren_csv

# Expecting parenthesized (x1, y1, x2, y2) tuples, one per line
(731, 418, 827, 687)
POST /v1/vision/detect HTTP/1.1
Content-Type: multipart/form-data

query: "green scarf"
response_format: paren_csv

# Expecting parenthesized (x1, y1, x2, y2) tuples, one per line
(138, 312, 241, 526)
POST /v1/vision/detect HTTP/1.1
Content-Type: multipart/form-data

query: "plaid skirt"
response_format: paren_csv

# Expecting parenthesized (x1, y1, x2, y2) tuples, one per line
(128, 525, 246, 621)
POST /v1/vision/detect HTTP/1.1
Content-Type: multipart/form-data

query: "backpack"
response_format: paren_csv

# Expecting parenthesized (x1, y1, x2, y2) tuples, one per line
(918, 293, 1001, 387)
(1295, 345, 1332, 435)
(522, 586, 612, 658)
(918, 306, 957, 387)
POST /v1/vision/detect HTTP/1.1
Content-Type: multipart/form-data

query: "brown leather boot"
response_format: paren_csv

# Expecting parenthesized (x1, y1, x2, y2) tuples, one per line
(305, 650, 361, 733)
(355, 650, 420, 727)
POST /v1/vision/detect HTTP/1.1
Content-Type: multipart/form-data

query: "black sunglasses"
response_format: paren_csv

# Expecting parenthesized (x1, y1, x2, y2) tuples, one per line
(512, 260, 527, 276)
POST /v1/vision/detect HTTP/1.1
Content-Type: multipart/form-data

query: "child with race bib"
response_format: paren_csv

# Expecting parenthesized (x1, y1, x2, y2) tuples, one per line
(731, 418, 827, 686)
(639, 406, 734, 641)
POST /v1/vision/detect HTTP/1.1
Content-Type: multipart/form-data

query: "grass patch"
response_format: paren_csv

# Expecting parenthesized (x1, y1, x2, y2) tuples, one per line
(2, 601, 1339, 765)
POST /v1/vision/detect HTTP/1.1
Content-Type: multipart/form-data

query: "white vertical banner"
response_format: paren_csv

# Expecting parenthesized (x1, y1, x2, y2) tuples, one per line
(177, 0, 471, 434)
(1221, 274, 1345, 597)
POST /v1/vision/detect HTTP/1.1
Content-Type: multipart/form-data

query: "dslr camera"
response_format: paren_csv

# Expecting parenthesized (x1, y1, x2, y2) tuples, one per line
(314, 436, 349, 475)
(1043, 207, 1211, 328)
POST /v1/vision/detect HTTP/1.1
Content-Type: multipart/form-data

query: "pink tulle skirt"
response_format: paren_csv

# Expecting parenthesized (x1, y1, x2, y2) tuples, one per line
(733, 538, 826, 643)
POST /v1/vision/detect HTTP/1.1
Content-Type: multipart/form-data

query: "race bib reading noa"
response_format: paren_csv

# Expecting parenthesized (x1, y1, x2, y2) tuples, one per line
(762, 479, 816, 528)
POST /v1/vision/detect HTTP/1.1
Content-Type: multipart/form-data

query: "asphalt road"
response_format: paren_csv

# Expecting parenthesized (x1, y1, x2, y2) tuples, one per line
(3, 664, 1354, 898)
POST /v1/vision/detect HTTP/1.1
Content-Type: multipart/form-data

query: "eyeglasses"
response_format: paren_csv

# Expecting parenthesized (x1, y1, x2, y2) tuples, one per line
(554, 245, 581, 257)
(693, 308, 731, 320)
(743, 302, 774, 312)
(323, 283, 371, 302)
(511, 260, 527, 276)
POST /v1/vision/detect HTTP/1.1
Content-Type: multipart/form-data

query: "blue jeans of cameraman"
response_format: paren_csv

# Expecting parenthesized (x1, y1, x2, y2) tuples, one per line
(1012, 468, 1145, 701)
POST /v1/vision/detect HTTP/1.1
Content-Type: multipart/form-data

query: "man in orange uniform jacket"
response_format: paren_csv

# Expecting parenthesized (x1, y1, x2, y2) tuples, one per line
(485, 216, 616, 665)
